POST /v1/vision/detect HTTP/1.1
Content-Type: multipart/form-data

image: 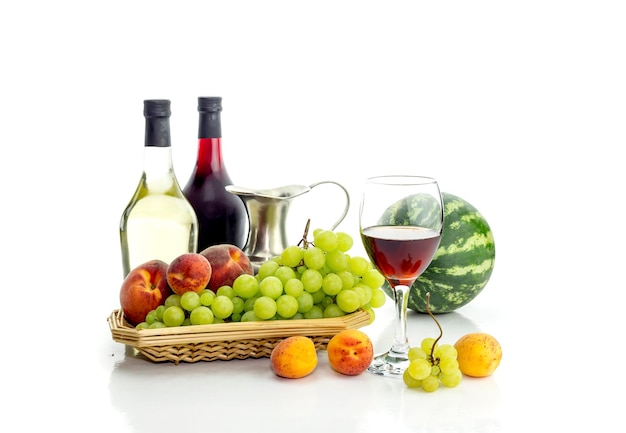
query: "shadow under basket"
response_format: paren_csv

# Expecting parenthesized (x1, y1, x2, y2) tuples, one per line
(108, 308, 371, 364)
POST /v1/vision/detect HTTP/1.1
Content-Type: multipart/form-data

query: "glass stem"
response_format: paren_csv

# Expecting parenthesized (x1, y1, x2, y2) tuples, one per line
(390, 284, 410, 358)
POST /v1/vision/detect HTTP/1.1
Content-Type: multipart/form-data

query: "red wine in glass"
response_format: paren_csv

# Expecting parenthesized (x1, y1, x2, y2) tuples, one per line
(361, 226, 441, 288)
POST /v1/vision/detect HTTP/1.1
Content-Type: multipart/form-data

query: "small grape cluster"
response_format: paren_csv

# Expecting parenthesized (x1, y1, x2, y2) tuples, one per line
(403, 337, 463, 392)
(136, 289, 231, 328)
(136, 227, 387, 328)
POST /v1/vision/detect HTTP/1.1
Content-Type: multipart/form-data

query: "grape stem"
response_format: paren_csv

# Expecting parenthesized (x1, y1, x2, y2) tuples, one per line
(298, 219, 312, 249)
(425, 292, 443, 363)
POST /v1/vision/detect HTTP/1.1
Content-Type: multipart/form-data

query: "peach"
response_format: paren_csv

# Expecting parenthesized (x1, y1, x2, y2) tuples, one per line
(120, 260, 172, 326)
(270, 336, 318, 379)
(327, 329, 374, 376)
(199, 244, 253, 292)
(166, 253, 212, 295)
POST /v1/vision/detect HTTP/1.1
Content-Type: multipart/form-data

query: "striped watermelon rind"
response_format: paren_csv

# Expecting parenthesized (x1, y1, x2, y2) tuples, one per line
(381, 192, 495, 314)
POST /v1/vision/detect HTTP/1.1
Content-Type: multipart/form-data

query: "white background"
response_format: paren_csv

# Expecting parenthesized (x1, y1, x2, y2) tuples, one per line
(2, 1, 625, 432)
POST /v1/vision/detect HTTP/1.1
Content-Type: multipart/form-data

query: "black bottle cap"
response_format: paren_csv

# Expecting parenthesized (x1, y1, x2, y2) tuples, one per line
(198, 97, 222, 113)
(144, 99, 171, 117)
(198, 97, 222, 138)
(144, 100, 171, 147)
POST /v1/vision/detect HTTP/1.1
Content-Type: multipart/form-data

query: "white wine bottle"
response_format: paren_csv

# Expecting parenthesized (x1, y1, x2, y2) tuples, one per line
(119, 99, 199, 277)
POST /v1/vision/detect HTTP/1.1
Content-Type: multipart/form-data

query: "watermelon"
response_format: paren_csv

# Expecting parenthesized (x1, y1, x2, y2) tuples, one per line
(381, 192, 495, 314)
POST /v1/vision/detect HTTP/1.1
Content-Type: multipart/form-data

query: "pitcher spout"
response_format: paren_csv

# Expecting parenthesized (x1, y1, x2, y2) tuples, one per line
(225, 184, 311, 201)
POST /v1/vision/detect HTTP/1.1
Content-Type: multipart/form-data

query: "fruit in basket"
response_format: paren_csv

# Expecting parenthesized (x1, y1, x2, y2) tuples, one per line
(380, 192, 496, 313)
(162, 305, 186, 327)
(454, 332, 502, 377)
(326, 329, 373, 376)
(200, 244, 254, 292)
(132, 227, 387, 328)
(120, 260, 172, 326)
(242, 225, 387, 322)
(270, 336, 318, 379)
(166, 253, 212, 295)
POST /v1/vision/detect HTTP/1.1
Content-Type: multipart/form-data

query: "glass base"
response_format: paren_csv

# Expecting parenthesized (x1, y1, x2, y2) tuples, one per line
(367, 351, 410, 377)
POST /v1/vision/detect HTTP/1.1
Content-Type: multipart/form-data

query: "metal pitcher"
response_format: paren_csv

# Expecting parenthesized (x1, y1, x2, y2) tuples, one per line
(225, 181, 350, 270)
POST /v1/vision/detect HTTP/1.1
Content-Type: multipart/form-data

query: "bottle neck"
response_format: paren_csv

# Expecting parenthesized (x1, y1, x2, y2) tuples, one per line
(195, 138, 227, 177)
(143, 113, 176, 191)
(195, 109, 228, 177)
(143, 115, 177, 186)
(143, 147, 178, 192)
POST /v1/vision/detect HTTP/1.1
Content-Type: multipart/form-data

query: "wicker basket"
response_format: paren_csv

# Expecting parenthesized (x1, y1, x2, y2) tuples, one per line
(108, 308, 371, 364)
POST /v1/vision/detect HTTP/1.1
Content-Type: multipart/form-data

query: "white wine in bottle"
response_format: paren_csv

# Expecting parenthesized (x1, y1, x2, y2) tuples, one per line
(119, 99, 199, 277)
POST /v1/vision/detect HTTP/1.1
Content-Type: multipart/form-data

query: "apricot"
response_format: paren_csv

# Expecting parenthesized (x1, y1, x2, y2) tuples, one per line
(327, 329, 374, 376)
(270, 336, 318, 379)
(454, 332, 502, 377)
(166, 253, 212, 295)
(200, 244, 254, 292)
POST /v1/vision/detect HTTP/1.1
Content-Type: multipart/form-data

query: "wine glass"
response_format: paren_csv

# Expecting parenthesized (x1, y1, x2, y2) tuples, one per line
(359, 175, 444, 377)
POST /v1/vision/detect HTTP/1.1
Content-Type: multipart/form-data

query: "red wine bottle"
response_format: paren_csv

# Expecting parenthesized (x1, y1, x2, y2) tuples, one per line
(183, 97, 248, 252)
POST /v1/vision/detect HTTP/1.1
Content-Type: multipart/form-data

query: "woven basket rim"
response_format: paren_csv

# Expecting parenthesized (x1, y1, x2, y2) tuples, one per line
(108, 308, 371, 348)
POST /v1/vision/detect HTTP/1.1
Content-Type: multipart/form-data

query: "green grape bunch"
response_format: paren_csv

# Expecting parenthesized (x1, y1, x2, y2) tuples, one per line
(134, 225, 388, 328)
(403, 338, 463, 392)
(402, 293, 463, 392)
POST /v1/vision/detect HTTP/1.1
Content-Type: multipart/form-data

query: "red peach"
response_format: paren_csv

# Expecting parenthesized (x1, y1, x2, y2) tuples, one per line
(327, 329, 374, 376)
(120, 260, 172, 326)
(199, 244, 253, 292)
(166, 253, 212, 295)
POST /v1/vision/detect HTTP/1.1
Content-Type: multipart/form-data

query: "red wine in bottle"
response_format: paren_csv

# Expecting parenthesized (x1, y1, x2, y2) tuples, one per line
(183, 97, 248, 252)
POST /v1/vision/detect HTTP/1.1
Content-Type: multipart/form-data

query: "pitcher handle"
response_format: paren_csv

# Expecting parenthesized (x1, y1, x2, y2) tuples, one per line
(309, 181, 351, 231)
